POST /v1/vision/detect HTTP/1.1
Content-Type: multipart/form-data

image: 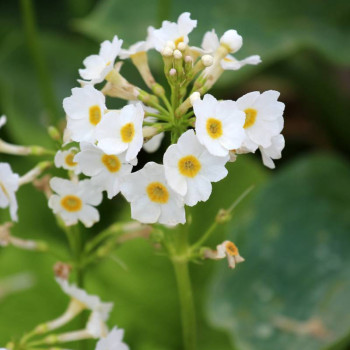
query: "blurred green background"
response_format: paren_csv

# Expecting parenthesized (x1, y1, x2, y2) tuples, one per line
(0, 0, 349, 349)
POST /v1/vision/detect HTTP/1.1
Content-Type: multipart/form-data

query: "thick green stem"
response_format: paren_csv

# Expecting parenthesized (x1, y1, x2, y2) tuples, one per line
(170, 229, 196, 350)
(172, 258, 196, 350)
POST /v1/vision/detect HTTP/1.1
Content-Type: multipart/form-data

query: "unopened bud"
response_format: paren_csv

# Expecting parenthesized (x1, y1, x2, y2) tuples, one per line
(173, 49, 182, 60)
(220, 29, 243, 53)
(48, 126, 60, 141)
(177, 42, 187, 51)
(169, 68, 177, 76)
(162, 47, 173, 57)
(184, 55, 193, 63)
(201, 55, 214, 67)
(166, 41, 176, 50)
(190, 92, 200, 106)
(216, 209, 232, 223)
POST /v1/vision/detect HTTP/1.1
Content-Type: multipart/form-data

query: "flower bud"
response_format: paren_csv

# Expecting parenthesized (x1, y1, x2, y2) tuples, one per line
(173, 49, 182, 60)
(177, 42, 187, 51)
(220, 30, 243, 53)
(190, 92, 201, 106)
(201, 54, 214, 67)
(162, 47, 173, 57)
(169, 68, 177, 76)
(166, 40, 176, 50)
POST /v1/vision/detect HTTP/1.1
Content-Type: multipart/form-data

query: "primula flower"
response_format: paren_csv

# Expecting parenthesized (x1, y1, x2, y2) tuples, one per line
(164, 130, 229, 206)
(121, 162, 185, 225)
(74, 142, 134, 199)
(0, 163, 19, 221)
(205, 241, 245, 269)
(120, 27, 154, 59)
(194, 94, 246, 156)
(48, 177, 102, 227)
(201, 29, 261, 71)
(63, 85, 106, 143)
(150, 12, 197, 52)
(95, 327, 129, 350)
(79, 35, 123, 85)
(236, 90, 285, 151)
(55, 277, 113, 336)
(54, 147, 81, 174)
(96, 103, 144, 162)
(259, 134, 285, 169)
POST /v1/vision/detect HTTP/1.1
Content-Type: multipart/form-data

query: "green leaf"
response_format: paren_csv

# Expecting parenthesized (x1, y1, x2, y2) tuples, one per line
(208, 153, 350, 350)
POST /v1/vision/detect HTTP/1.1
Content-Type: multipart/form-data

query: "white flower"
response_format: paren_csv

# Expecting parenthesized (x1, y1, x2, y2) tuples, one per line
(205, 241, 244, 269)
(56, 277, 113, 316)
(220, 29, 242, 53)
(63, 85, 106, 143)
(95, 327, 129, 350)
(54, 147, 81, 174)
(79, 35, 123, 85)
(48, 177, 103, 227)
(201, 29, 261, 71)
(194, 94, 246, 156)
(121, 162, 185, 226)
(236, 90, 285, 150)
(120, 27, 154, 59)
(74, 142, 133, 199)
(96, 103, 144, 162)
(0, 115, 6, 129)
(0, 163, 19, 221)
(164, 130, 229, 206)
(259, 134, 285, 169)
(150, 12, 197, 52)
(87, 311, 109, 338)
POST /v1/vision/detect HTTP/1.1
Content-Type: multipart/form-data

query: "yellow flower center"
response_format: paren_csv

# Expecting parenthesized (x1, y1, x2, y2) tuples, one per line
(206, 118, 223, 139)
(89, 105, 102, 126)
(174, 36, 184, 47)
(146, 182, 169, 204)
(225, 242, 238, 256)
(243, 108, 257, 128)
(120, 123, 135, 143)
(178, 155, 201, 178)
(101, 154, 121, 173)
(65, 153, 77, 167)
(60, 195, 82, 212)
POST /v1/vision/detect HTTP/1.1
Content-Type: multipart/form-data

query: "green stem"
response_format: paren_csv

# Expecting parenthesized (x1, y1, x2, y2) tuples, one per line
(171, 229, 196, 350)
(20, 0, 59, 122)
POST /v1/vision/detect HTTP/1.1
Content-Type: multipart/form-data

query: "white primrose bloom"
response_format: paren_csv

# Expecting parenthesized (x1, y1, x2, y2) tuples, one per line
(0, 163, 19, 222)
(259, 134, 285, 169)
(164, 130, 229, 206)
(54, 147, 81, 174)
(63, 85, 106, 143)
(79, 35, 123, 85)
(95, 327, 129, 350)
(121, 162, 185, 226)
(205, 241, 244, 269)
(202, 29, 261, 71)
(48, 177, 103, 227)
(120, 27, 154, 59)
(150, 12, 197, 52)
(194, 94, 246, 157)
(74, 142, 134, 199)
(56, 277, 113, 332)
(236, 90, 285, 151)
(96, 103, 144, 162)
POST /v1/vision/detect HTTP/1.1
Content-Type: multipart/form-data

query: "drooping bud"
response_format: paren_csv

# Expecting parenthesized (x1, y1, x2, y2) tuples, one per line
(189, 92, 201, 106)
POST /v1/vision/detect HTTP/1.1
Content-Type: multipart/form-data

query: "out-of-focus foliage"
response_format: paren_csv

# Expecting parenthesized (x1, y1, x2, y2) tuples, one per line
(0, 0, 349, 349)
(208, 154, 350, 350)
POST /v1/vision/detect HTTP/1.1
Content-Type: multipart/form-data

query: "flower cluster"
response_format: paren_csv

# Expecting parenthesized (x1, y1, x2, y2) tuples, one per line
(48, 12, 285, 230)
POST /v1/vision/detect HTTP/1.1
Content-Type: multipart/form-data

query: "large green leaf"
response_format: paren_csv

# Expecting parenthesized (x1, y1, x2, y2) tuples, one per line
(208, 153, 350, 350)
(74, 0, 350, 69)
